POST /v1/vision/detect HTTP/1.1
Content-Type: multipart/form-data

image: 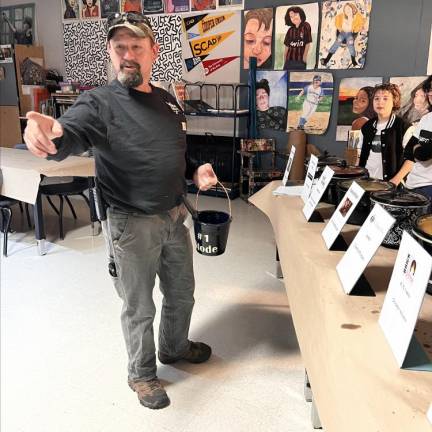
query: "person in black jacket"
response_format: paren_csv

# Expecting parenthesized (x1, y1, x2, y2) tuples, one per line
(23, 12, 217, 410)
(358, 83, 410, 181)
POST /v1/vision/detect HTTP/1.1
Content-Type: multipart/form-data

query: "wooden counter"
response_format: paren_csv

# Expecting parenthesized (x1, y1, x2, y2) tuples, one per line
(249, 181, 432, 432)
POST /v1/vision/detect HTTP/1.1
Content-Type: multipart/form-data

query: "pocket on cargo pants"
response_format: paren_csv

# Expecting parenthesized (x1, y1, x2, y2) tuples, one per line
(105, 208, 131, 298)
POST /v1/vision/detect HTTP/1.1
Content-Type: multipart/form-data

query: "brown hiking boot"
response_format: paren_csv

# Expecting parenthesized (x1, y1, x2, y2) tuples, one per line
(158, 341, 212, 365)
(128, 378, 170, 409)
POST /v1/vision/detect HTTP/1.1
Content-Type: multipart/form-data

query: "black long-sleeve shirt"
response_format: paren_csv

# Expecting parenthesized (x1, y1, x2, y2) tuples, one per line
(50, 80, 198, 214)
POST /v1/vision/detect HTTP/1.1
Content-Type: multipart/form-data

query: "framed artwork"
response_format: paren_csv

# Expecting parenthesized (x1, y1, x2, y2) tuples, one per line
(191, 0, 216, 12)
(274, 3, 319, 71)
(62, 0, 80, 21)
(79, 0, 102, 20)
(120, 0, 142, 13)
(100, 0, 119, 18)
(318, 0, 372, 69)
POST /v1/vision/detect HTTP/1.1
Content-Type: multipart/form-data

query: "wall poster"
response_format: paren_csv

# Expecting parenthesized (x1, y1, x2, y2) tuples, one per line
(274, 3, 319, 71)
(100, 0, 120, 18)
(318, 0, 372, 69)
(79, 0, 102, 19)
(62, 0, 80, 21)
(243, 8, 274, 70)
(336, 77, 382, 142)
(255, 70, 288, 131)
(287, 71, 333, 135)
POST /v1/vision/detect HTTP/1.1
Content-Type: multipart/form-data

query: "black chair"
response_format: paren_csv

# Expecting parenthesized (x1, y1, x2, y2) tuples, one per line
(0, 196, 20, 256)
(39, 177, 91, 240)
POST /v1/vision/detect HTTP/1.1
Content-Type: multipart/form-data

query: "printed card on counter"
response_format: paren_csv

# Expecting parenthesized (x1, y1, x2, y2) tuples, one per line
(301, 154, 318, 203)
(302, 166, 334, 221)
(322, 181, 365, 249)
(273, 146, 299, 196)
(428, 404, 432, 424)
(336, 204, 395, 294)
(379, 231, 432, 370)
(282, 145, 296, 186)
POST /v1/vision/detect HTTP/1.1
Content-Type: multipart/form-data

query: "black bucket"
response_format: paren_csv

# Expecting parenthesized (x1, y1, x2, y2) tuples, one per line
(184, 183, 232, 256)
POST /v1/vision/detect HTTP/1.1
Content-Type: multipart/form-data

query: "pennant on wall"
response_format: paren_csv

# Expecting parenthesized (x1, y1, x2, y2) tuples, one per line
(202, 56, 238, 76)
(189, 31, 234, 57)
(198, 13, 234, 35)
(185, 55, 208, 72)
(183, 14, 208, 32)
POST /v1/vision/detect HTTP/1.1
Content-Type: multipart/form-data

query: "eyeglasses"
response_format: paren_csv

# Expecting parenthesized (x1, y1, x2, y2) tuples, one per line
(107, 12, 152, 30)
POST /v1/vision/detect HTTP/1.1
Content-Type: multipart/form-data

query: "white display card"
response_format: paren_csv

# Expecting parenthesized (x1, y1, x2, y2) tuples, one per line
(322, 181, 365, 249)
(336, 204, 395, 294)
(282, 145, 296, 186)
(427, 403, 432, 424)
(302, 166, 334, 221)
(379, 231, 432, 370)
(301, 154, 318, 203)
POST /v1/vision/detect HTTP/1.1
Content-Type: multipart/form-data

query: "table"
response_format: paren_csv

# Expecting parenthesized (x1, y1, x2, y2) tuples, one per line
(0, 147, 96, 255)
(249, 181, 432, 432)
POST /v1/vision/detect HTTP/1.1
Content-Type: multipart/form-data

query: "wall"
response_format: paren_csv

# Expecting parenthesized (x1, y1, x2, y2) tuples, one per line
(243, 0, 432, 155)
(3, 0, 432, 155)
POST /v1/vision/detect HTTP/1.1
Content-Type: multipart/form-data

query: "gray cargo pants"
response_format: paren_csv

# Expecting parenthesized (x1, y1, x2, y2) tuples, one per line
(103, 204, 195, 381)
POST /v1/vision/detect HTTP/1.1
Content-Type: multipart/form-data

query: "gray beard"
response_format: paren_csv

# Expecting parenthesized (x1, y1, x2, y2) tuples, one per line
(117, 69, 143, 88)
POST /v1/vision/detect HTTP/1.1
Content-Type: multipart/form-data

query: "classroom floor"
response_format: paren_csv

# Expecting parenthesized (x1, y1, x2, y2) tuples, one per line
(1, 194, 315, 432)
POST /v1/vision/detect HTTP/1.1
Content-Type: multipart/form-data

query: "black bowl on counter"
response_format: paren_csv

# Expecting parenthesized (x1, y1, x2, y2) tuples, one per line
(336, 179, 395, 225)
(412, 213, 432, 295)
(370, 190, 431, 249)
(320, 164, 369, 205)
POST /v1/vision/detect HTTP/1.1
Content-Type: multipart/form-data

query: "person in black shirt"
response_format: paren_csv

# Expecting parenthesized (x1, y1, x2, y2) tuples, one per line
(24, 12, 217, 410)
(2, 13, 33, 45)
(283, 6, 312, 70)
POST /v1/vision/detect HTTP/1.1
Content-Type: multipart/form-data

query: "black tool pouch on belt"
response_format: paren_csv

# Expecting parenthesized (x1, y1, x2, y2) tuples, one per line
(90, 178, 108, 222)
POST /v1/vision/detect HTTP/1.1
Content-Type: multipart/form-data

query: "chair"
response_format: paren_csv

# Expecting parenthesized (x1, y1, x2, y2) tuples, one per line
(39, 177, 91, 240)
(0, 196, 19, 256)
(238, 138, 288, 200)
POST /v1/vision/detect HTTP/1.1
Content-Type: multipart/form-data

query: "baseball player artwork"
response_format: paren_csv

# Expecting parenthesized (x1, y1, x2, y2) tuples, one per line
(274, 3, 319, 71)
(287, 72, 333, 134)
(318, 0, 372, 69)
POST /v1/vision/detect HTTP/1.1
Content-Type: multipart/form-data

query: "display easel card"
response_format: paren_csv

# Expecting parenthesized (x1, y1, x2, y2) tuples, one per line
(379, 231, 432, 371)
(427, 403, 432, 424)
(282, 145, 296, 186)
(302, 166, 334, 221)
(273, 146, 298, 196)
(322, 181, 365, 249)
(301, 154, 318, 203)
(337, 204, 395, 295)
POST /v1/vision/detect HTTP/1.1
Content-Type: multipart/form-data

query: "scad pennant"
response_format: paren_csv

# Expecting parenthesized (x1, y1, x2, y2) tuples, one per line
(183, 14, 208, 32)
(198, 13, 234, 35)
(202, 56, 238, 76)
(189, 31, 234, 57)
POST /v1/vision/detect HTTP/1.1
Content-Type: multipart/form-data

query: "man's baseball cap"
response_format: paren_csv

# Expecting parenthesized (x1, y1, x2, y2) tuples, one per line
(107, 12, 155, 42)
(313, 75, 322, 81)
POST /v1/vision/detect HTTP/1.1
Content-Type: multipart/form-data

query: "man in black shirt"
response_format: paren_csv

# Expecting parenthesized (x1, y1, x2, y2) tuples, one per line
(24, 12, 217, 410)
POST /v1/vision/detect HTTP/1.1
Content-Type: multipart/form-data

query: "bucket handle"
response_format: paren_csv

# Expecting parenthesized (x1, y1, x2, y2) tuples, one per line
(196, 181, 232, 218)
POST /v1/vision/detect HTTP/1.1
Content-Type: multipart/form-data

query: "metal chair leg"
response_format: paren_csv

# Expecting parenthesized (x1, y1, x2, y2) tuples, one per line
(25, 203, 32, 229)
(59, 196, 64, 240)
(64, 196, 77, 219)
(79, 192, 91, 208)
(46, 196, 60, 215)
(3, 207, 12, 256)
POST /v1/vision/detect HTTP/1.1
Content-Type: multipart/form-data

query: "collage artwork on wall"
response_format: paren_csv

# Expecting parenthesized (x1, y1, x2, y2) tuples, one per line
(59, 1, 430, 142)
